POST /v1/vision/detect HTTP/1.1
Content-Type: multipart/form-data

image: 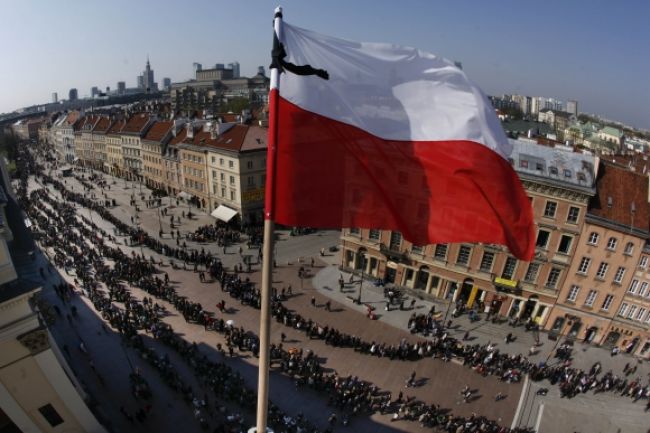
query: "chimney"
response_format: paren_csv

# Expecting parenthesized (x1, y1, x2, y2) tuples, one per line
(186, 122, 194, 139)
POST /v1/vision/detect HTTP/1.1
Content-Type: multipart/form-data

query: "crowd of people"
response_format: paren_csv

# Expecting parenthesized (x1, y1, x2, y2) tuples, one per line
(14, 145, 543, 432)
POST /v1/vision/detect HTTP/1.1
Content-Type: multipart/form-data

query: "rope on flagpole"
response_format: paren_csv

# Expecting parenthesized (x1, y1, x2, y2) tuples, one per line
(250, 6, 282, 433)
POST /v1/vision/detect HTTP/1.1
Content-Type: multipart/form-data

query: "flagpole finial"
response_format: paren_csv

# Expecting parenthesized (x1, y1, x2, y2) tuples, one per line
(274, 6, 282, 18)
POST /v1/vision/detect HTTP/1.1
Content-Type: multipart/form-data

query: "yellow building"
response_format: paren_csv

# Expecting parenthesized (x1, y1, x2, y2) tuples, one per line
(141, 120, 173, 191)
(105, 119, 126, 177)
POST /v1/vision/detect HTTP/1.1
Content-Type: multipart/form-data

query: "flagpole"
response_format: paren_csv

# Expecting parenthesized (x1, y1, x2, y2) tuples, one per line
(252, 6, 283, 433)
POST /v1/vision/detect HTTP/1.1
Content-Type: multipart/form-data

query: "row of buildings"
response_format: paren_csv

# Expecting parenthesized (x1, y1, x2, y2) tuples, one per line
(45, 110, 268, 226)
(341, 139, 650, 358)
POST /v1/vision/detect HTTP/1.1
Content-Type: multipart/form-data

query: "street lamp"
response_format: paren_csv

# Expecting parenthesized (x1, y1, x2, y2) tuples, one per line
(356, 253, 367, 304)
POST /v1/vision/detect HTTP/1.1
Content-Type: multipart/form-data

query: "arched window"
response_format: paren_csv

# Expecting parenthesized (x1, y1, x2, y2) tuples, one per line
(607, 237, 618, 251)
(624, 242, 634, 255)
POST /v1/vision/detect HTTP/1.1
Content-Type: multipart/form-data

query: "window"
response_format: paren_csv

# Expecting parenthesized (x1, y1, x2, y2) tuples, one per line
(557, 235, 572, 254)
(501, 257, 517, 279)
(479, 252, 495, 272)
(584, 289, 598, 307)
(628, 279, 639, 294)
(349, 228, 360, 235)
(567, 206, 580, 223)
(212, 170, 217, 178)
(434, 244, 448, 260)
(596, 262, 609, 279)
(229, 176, 235, 185)
(230, 190, 235, 200)
(247, 176, 254, 186)
(220, 173, 225, 181)
(624, 242, 634, 255)
(456, 245, 471, 265)
(639, 282, 649, 297)
(627, 305, 637, 319)
(567, 285, 580, 302)
(219, 158, 224, 166)
(389, 231, 402, 250)
(564, 169, 572, 178)
(544, 201, 557, 218)
(369, 229, 380, 241)
(524, 263, 540, 282)
(636, 307, 646, 321)
(411, 245, 424, 254)
(221, 187, 225, 197)
(211, 156, 216, 163)
(577, 257, 591, 274)
(606, 237, 618, 251)
(640, 256, 648, 269)
(587, 232, 599, 245)
(613, 266, 625, 284)
(549, 166, 558, 175)
(546, 267, 561, 288)
(601, 294, 614, 311)
(536, 229, 550, 248)
(38, 404, 64, 427)
(618, 303, 628, 317)
(229, 160, 234, 168)
(247, 161, 253, 169)
(519, 159, 529, 168)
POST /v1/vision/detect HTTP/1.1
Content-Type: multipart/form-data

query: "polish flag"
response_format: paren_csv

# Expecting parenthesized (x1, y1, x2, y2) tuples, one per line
(268, 21, 534, 260)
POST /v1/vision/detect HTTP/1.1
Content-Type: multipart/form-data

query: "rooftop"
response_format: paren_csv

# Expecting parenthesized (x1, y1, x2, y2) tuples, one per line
(106, 118, 126, 135)
(93, 115, 112, 133)
(588, 160, 650, 233)
(509, 139, 596, 189)
(180, 124, 267, 153)
(122, 113, 151, 134)
(143, 120, 173, 142)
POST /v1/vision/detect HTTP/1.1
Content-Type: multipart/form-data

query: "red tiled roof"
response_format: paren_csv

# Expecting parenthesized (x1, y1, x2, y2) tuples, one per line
(183, 124, 248, 151)
(106, 119, 126, 135)
(143, 121, 173, 142)
(589, 160, 650, 232)
(65, 112, 80, 125)
(168, 126, 189, 145)
(93, 116, 112, 133)
(241, 125, 267, 151)
(122, 113, 151, 134)
(600, 154, 650, 175)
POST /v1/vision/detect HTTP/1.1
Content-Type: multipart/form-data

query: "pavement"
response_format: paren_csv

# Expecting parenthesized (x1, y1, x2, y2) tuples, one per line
(25, 163, 650, 433)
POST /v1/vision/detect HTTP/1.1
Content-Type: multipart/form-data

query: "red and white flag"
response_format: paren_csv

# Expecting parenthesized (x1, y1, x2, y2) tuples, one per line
(268, 21, 534, 260)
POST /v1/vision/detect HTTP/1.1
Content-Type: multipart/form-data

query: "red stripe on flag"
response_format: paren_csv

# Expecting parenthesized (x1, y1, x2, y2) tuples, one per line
(271, 96, 535, 260)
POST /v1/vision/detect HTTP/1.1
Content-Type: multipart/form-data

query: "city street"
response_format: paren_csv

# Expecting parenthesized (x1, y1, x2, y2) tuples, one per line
(25, 162, 650, 433)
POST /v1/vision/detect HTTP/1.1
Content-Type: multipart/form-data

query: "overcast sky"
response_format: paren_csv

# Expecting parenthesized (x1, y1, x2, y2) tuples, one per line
(2, 0, 648, 129)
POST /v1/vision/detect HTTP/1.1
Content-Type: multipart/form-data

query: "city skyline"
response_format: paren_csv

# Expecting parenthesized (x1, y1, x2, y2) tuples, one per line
(2, 0, 649, 129)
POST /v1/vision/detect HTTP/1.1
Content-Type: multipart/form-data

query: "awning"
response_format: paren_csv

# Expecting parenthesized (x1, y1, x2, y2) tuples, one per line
(211, 205, 238, 222)
(176, 191, 192, 200)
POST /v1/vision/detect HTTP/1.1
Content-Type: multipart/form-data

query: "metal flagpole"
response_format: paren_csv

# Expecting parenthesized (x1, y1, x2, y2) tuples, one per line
(252, 6, 283, 433)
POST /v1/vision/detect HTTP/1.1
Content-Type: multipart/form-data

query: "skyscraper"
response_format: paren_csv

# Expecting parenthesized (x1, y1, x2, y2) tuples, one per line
(567, 100, 578, 116)
(91, 86, 99, 97)
(52, 92, 58, 103)
(142, 57, 156, 92)
(162, 77, 171, 91)
(68, 88, 78, 101)
(117, 81, 126, 95)
(229, 62, 240, 78)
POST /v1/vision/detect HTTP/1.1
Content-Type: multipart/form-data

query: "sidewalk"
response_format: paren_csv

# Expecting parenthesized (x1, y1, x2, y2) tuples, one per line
(311, 263, 650, 379)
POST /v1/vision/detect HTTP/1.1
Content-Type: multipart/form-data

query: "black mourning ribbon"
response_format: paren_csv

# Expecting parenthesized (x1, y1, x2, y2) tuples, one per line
(271, 31, 329, 80)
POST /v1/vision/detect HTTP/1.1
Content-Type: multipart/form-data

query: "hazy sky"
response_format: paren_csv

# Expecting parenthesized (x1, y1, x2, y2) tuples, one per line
(2, 0, 649, 129)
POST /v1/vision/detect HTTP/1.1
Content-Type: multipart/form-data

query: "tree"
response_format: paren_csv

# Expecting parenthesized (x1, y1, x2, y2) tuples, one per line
(221, 97, 250, 114)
